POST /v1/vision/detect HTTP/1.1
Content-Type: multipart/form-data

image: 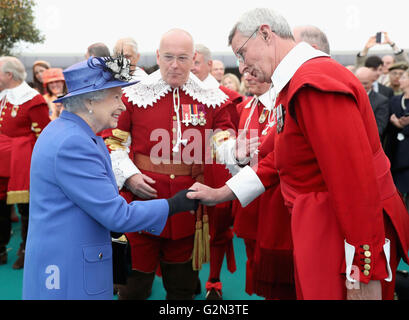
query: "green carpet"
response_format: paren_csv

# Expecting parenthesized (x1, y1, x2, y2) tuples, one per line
(0, 219, 263, 300)
(1, 219, 408, 300)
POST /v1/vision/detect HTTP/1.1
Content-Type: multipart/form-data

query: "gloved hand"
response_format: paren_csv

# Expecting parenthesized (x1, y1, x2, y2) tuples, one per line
(167, 189, 199, 216)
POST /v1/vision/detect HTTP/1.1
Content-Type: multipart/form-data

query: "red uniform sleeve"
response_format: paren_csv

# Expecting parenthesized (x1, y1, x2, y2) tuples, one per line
(293, 87, 388, 283)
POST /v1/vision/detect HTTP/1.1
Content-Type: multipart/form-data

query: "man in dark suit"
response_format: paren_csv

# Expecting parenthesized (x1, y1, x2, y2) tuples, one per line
(356, 67, 390, 139)
(364, 56, 394, 99)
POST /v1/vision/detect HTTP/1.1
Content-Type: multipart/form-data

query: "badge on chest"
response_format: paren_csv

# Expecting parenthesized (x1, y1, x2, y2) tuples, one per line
(181, 104, 206, 126)
(276, 104, 285, 133)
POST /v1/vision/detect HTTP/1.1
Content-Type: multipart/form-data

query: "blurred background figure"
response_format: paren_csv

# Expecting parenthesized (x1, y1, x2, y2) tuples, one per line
(345, 65, 356, 73)
(211, 59, 225, 83)
(364, 56, 394, 99)
(292, 25, 330, 55)
(355, 67, 390, 141)
(85, 42, 110, 59)
(380, 55, 395, 86)
(41, 68, 67, 120)
(387, 68, 409, 211)
(31, 60, 51, 95)
(239, 74, 252, 97)
(221, 73, 241, 93)
(0, 56, 50, 269)
(355, 32, 409, 70)
(113, 37, 147, 81)
(388, 63, 409, 96)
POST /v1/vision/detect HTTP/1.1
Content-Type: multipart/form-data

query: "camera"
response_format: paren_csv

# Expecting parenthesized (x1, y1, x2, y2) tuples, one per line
(376, 32, 384, 44)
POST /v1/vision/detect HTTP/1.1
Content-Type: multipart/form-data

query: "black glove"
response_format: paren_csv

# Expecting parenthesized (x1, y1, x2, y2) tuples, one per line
(167, 189, 199, 216)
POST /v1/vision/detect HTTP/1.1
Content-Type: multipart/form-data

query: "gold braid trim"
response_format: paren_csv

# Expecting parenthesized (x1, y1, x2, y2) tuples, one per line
(211, 130, 231, 159)
(7, 190, 29, 204)
(104, 129, 130, 151)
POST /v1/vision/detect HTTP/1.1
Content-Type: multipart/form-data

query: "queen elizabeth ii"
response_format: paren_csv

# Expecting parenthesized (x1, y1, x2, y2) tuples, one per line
(22, 56, 197, 300)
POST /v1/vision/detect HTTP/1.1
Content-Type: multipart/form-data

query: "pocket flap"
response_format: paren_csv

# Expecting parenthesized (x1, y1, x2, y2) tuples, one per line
(83, 244, 112, 263)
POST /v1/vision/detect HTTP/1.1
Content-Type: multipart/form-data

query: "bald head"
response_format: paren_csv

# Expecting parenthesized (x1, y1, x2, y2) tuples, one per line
(293, 25, 330, 55)
(159, 29, 194, 54)
(355, 67, 375, 92)
(156, 28, 196, 88)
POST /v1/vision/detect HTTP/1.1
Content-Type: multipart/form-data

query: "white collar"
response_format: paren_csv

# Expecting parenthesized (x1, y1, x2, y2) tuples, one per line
(123, 70, 228, 108)
(0, 82, 39, 105)
(271, 42, 329, 96)
(244, 87, 274, 110)
(202, 74, 220, 89)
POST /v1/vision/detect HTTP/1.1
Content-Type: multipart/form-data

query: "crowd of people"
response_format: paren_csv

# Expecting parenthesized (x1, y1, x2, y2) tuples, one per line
(0, 7, 409, 300)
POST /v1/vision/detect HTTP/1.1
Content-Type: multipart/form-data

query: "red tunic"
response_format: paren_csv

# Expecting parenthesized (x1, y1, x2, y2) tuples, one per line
(233, 96, 295, 298)
(256, 57, 409, 299)
(116, 89, 234, 241)
(0, 91, 50, 202)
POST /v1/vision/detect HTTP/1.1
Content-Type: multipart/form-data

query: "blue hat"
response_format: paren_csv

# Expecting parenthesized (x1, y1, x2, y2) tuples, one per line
(54, 56, 137, 103)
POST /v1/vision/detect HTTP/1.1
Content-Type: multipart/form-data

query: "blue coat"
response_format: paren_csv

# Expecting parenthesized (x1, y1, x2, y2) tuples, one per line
(23, 111, 169, 300)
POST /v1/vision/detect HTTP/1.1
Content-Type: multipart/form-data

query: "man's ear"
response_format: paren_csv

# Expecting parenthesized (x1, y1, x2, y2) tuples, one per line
(259, 24, 273, 41)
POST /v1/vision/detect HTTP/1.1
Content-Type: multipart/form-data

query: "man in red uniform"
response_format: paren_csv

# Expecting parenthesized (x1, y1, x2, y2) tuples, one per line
(232, 73, 295, 299)
(191, 43, 242, 299)
(105, 29, 237, 300)
(0, 56, 50, 268)
(188, 8, 409, 300)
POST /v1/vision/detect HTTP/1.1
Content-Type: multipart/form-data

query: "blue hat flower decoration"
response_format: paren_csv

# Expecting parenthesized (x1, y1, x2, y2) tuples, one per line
(54, 54, 138, 103)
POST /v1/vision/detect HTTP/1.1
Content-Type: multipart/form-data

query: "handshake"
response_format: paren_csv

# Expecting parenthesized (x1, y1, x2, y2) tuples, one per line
(166, 189, 199, 216)
(167, 182, 233, 217)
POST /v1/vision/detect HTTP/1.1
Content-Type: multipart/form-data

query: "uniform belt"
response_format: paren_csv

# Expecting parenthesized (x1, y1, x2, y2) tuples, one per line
(133, 153, 204, 181)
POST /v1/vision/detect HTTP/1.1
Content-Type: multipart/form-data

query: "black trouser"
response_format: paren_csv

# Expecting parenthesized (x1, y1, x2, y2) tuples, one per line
(16, 204, 29, 250)
(0, 202, 29, 248)
(0, 200, 11, 248)
(118, 260, 199, 300)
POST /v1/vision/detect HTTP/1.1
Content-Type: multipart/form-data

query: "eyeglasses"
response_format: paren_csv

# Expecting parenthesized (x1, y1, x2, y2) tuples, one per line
(235, 29, 258, 64)
(161, 54, 192, 64)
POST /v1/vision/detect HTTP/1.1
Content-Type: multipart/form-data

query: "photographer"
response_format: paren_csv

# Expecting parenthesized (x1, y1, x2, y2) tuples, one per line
(356, 32, 409, 70)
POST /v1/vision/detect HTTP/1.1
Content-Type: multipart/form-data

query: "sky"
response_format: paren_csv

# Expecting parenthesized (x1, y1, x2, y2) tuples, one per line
(18, 0, 409, 55)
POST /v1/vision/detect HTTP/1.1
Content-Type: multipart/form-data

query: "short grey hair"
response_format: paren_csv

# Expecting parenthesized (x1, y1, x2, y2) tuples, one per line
(294, 25, 330, 55)
(114, 38, 139, 56)
(195, 44, 212, 62)
(87, 42, 111, 58)
(0, 56, 27, 82)
(62, 89, 109, 113)
(228, 8, 294, 46)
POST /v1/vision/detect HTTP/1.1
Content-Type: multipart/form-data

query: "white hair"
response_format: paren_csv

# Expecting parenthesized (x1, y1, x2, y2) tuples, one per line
(114, 37, 139, 55)
(228, 8, 294, 46)
(62, 89, 109, 113)
(294, 25, 330, 55)
(195, 44, 212, 62)
(0, 56, 27, 82)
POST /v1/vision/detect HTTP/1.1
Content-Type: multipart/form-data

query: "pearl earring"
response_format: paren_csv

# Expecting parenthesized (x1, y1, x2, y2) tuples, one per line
(88, 109, 93, 114)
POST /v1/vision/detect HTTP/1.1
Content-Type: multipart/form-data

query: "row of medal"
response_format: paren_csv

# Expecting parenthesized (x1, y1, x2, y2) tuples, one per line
(181, 104, 207, 126)
(179, 102, 285, 137)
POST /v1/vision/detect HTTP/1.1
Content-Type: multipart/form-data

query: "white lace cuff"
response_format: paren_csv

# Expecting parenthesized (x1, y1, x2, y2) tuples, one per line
(214, 139, 243, 176)
(110, 149, 141, 189)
